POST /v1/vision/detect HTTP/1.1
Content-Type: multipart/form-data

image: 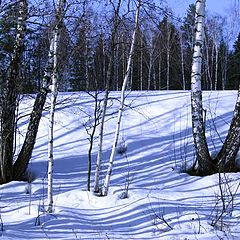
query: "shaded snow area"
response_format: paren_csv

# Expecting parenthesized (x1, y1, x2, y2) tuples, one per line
(1, 91, 240, 240)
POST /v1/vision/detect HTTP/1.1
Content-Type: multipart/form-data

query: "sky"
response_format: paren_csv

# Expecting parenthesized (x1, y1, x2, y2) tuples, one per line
(167, 0, 234, 17)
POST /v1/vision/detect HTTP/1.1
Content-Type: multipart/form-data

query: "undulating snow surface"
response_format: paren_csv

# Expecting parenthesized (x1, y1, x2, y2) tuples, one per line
(1, 91, 240, 240)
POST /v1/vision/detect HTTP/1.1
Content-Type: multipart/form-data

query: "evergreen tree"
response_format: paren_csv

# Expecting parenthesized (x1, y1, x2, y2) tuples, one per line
(180, 4, 196, 90)
(157, 16, 181, 90)
(227, 33, 240, 89)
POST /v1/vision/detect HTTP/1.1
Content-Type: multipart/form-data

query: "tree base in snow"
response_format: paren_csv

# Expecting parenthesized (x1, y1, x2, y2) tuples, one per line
(186, 159, 240, 177)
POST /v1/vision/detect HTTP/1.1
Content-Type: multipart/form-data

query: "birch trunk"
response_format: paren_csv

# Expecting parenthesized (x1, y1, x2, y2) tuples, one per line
(222, 50, 227, 90)
(13, 29, 59, 180)
(158, 55, 162, 90)
(190, 0, 214, 175)
(93, 0, 122, 194)
(214, 45, 218, 90)
(13, 1, 66, 181)
(180, 32, 186, 90)
(204, 37, 212, 90)
(101, 0, 141, 196)
(47, 0, 65, 213)
(147, 38, 153, 90)
(214, 88, 240, 171)
(47, 33, 58, 214)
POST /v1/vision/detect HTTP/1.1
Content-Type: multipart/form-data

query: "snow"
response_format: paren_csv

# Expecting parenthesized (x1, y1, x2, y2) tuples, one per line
(1, 90, 240, 239)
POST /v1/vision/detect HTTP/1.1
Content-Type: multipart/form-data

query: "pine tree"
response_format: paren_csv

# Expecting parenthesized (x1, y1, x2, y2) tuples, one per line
(227, 33, 240, 89)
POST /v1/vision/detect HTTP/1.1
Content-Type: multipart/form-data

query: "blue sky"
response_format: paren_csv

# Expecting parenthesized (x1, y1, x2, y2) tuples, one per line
(167, 0, 233, 17)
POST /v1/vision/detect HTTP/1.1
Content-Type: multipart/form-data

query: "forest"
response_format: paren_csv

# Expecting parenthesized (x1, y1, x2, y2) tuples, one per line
(1, 0, 240, 239)
(1, 0, 240, 94)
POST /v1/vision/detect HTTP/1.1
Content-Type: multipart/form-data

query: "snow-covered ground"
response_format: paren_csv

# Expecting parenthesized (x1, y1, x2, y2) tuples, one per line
(1, 91, 240, 240)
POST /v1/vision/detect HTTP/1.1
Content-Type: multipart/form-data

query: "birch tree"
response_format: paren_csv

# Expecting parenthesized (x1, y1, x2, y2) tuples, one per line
(190, 0, 240, 175)
(214, 33, 240, 171)
(179, 31, 185, 90)
(47, 0, 66, 213)
(13, 1, 66, 181)
(93, 0, 122, 194)
(101, 0, 141, 196)
(190, 0, 214, 175)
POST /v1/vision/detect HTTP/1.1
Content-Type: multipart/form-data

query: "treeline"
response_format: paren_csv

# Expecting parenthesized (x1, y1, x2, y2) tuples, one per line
(0, 1, 239, 93)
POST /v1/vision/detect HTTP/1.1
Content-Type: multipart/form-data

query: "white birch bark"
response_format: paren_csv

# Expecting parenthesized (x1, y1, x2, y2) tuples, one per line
(147, 36, 153, 90)
(158, 55, 162, 90)
(93, 89, 108, 193)
(222, 49, 227, 90)
(214, 44, 218, 90)
(180, 31, 186, 90)
(47, 0, 65, 213)
(101, 0, 141, 196)
(191, 0, 213, 175)
(93, 0, 122, 194)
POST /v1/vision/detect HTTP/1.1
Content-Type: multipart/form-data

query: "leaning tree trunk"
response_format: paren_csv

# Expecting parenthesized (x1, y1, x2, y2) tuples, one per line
(101, 0, 141, 196)
(13, 37, 56, 181)
(13, 1, 65, 181)
(0, 0, 28, 183)
(214, 88, 240, 172)
(190, 0, 215, 176)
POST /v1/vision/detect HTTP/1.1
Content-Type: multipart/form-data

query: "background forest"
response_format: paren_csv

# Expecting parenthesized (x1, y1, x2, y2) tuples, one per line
(1, 0, 240, 94)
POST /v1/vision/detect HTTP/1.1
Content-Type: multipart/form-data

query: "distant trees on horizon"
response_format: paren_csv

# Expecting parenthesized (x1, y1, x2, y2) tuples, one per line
(1, 0, 239, 94)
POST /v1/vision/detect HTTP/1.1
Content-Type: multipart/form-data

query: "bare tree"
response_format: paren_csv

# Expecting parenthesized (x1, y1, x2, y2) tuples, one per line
(13, 0, 68, 181)
(101, 0, 141, 196)
(47, 0, 66, 213)
(190, 0, 240, 175)
(214, 89, 240, 172)
(93, 0, 122, 194)
(82, 91, 101, 192)
(189, 0, 214, 175)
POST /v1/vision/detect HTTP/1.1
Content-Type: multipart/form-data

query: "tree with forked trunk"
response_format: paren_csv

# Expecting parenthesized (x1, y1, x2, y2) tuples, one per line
(0, 0, 66, 184)
(190, 0, 240, 175)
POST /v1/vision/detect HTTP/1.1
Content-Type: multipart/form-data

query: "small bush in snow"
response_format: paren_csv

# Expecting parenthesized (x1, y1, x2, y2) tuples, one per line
(116, 141, 127, 155)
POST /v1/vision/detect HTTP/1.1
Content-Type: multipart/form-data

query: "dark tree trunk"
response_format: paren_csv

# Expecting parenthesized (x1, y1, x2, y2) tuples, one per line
(0, 82, 17, 183)
(191, 92, 216, 175)
(13, 88, 48, 180)
(0, 0, 28, 183)
(214, 88, 240, 172)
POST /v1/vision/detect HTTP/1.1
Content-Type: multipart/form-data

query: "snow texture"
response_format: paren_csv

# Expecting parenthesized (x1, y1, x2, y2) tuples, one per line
(1, 91, 240, 240)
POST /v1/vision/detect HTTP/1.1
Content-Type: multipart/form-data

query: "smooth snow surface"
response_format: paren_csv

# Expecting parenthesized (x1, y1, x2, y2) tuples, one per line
(1, 91, 240, 240)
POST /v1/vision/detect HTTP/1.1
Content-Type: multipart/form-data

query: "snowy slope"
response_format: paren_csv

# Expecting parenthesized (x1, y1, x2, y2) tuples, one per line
(1, 91, 240, 240)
